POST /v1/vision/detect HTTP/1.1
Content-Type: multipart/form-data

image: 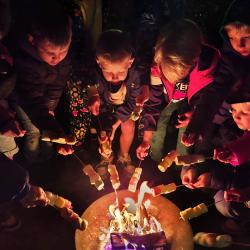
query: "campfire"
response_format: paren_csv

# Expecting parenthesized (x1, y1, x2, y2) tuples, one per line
(75, 183, 193, 250)
(103, 182, 168, 249)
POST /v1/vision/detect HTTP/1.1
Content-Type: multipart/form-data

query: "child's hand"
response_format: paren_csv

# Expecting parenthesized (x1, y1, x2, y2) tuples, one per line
(136, 141, 150, 160)
(190, 172, 212, 189)
(181, 168, 198, 189)
(88, 96, 100, 116)
(136, 85, 149, 106)
(181, 133, 197, 147)
(224, 188, 250, 203)
(56, 144, 74, 155)
(176, 111, 193, 128)
(1, 119, 26, 137)
(20, 185, 49, 208)
(110, 119, 122, 141)
(214, 148, 238, 165)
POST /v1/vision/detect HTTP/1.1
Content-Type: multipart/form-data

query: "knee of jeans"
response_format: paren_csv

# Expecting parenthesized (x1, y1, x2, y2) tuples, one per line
(25, 128, 40, 137)
(215, 199, 241, 219)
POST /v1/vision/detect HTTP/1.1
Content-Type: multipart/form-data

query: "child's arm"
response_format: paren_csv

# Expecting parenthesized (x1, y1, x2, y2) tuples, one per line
(181, 161, 234, 190)
(0, 104, 25, 137)
(182, 51, 236, 147)
(214, 132, 250, 166)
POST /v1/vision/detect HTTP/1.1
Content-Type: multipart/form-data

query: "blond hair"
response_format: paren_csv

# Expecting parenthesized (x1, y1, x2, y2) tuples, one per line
(154, 19, 203, 83)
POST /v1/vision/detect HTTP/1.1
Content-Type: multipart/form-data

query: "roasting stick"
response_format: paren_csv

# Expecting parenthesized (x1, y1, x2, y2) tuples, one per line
(74, 152, 104, 190)
(138, 159, 142, 168)
(73, 152, 84, 165)
(232, 242, 250, 247)
(207, 199, 224, 208)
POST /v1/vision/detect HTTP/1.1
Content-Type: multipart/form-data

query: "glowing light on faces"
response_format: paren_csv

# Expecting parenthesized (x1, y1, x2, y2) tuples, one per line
(159, 55, 196, 84)
(36, 39, 71, 66)
(97, 56, 134, 84)
(230, 103, 250, 130)
(226, 25, 250, 57)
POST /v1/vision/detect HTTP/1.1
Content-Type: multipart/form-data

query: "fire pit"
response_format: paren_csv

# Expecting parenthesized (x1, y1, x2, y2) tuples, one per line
(75, 190, 193, 250)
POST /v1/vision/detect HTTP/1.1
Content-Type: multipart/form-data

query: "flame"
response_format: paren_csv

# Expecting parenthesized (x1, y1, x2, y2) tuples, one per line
(108, 181, 162, 236)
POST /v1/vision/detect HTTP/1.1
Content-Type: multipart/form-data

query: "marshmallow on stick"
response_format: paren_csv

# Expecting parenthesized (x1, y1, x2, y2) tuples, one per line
(175, 154, 208, 166)
(158, 150, 178, 172)
(45, 191, 72, 209)
(41, 131, 77, 145)
(108, 164, 120, 190)
(45, 192, 87, 231)
(128, 167, 142, 192)
(83, 164, 104, 190)
(151, 183, 177, 197)
(60, 207, 88, 231)
(180, 203, 208, 221)
(194, 232, 232, 248)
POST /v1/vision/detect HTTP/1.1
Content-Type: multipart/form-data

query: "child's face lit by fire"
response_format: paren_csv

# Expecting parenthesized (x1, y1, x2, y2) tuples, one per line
(36, 39, 71, 66)
(96, 56, 134, 84)
(231, 103, 250, 131)
(29, 35, 71, 66)
(226, 25, 250, 57)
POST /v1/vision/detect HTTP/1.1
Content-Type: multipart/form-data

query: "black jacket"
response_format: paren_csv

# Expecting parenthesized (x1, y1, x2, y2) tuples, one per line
(10, 37, 70, 131)
(185, 0, 250, 138)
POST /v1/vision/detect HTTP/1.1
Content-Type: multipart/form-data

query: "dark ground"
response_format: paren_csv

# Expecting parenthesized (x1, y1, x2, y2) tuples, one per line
(1, 1, 250, 249)
(0, 128, 249, 250)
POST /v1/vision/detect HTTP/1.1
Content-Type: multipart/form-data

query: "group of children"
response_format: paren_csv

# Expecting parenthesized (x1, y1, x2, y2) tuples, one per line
(0, 0, 249, 234)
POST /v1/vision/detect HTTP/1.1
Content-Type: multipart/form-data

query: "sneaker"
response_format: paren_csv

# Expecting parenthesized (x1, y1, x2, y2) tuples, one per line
(221, 219, 247, 236)
(0, 213, 21, 232)
(96, 154, 114, 179)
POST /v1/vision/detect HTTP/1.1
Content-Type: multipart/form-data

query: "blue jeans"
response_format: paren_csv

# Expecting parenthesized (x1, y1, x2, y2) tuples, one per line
(14, 105, 53, 162)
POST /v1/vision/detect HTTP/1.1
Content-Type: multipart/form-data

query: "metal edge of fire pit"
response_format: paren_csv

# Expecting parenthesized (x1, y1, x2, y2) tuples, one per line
(75, 190, 194, 250)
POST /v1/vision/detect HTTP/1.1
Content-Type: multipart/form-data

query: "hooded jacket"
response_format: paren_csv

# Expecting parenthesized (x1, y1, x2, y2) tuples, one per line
(185, 0, 250, 138)
(143, 44, 220, 131)
(10, 36, 70, 131)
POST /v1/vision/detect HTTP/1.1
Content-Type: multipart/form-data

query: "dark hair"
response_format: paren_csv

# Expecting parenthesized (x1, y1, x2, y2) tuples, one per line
(29, 0, 72, 46)
(155, 19, 203, 67)
(96, 30, 134, 61)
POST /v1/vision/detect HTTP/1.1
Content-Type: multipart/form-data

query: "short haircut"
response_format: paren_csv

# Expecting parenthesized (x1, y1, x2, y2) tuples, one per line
(29, 0, 72, 46)
(155, 19, 203, 68)
(224, 21, 250, 32)
(96, 30, 134, 62)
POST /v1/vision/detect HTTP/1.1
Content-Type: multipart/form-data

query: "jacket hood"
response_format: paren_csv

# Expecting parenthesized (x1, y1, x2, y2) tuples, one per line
(220, 0, 250, 47)
(18, 35, 44, 63)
